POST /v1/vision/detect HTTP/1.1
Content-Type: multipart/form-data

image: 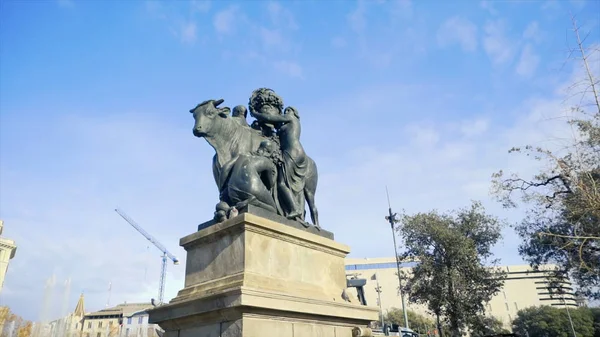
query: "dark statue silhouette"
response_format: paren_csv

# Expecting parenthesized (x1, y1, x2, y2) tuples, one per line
(190, 88, 320, 229)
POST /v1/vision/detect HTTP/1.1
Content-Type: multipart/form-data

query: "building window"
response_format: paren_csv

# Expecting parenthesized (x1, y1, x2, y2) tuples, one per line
(96, 333, 101, 337)
(138, 316, 143, 324)
(125, 328, 130, 337)
(98, 322, 102, 328)
(514, 302, 519, 311)
(88, 322, 91, 329)
(503, 291, 507, 299)
(505, 303, 509, 311)
(76, 323, 78, 329)
(127, 317, 132, 324)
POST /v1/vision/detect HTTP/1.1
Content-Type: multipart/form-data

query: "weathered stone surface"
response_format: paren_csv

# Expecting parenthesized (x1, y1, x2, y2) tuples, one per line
(148, 214, 378, 336)
(197, 204, 333, 240)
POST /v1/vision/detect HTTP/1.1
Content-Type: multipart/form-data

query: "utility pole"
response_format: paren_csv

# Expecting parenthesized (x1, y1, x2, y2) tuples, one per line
(436, 312, 443, 337)
(563, 296, 577, 337)
(385, 187, 409, 329)
(374, 273, 384, 328)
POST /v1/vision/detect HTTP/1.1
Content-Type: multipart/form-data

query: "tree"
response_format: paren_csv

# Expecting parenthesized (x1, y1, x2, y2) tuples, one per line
(397, 201, 506, 337)
(590, 307, 600, 337)
(384, 308, 437, 335)
(512, 306, 595, 337)
(16, 321, 32, 337)
(491, 18, 600, 300)
(469, 315, 510, 337)
(0, 307, 29, 337)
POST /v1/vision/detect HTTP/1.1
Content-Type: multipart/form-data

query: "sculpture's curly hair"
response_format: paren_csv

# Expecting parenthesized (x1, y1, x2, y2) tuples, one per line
(249, 88, 284, 113)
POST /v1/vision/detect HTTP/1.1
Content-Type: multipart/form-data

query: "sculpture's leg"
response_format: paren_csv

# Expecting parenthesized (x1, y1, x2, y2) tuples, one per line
(304, 188, 320, 228)
(277, 175, 302, 219)
(235, 195, 278, 214)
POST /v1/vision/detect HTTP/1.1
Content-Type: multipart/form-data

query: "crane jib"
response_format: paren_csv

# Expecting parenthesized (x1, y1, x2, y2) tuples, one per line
(114, 208, 180, 304)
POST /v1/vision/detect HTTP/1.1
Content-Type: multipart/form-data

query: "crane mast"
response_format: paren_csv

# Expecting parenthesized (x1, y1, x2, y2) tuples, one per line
(115, 208, 180, 305)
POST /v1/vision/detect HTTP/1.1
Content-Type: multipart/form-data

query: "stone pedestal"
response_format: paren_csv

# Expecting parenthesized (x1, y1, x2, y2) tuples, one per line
(148, 213, 379, 337)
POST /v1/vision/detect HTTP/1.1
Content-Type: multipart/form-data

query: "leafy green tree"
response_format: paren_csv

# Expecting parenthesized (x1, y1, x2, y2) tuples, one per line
(469, 315, 510, 337)
(397, 201, 506, 337)
(512, 306, 595, 337)
(384, 308, 437, 334)
(591, 307, 600, 337)
(491, 18, 600, 300)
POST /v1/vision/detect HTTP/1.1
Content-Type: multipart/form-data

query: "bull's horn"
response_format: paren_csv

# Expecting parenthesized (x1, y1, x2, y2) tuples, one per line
(214, 99, 224, 107)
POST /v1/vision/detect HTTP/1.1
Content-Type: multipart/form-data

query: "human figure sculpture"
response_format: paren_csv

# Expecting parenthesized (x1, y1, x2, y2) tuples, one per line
(250, 105, 308, 221)
(190, 89, 320, 228)
(232, 105, 249, 127)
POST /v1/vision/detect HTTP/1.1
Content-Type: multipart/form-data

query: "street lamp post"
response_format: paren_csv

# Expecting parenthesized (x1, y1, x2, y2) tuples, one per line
(385, 189, 409, 329)
(374, 273, 384, 328)
(563, 295, 577, 337)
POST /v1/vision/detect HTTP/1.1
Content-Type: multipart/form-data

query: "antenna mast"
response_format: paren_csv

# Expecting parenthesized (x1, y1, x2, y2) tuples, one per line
(384, 186, 409, 329)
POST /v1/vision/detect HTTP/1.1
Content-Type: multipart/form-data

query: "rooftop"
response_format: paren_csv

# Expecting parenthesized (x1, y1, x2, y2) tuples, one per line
(85, 302, 153, 318)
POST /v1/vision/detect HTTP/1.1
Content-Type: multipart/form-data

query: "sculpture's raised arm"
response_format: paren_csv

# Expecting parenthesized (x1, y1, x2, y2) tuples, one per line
(251, 109, 294, 124)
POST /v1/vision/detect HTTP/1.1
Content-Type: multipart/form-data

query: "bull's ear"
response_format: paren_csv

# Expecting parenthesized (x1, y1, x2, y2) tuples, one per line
(218, 107, 231, 117)
(214, 99, 225, 107)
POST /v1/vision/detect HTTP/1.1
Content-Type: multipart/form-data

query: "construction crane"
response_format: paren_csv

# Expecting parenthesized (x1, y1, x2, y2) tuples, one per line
(114, 208, 180, 305)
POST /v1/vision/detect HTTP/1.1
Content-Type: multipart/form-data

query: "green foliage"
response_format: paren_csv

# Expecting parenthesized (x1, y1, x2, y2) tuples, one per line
(491, 18, 600, 300)
(512, 306, 596, 337)
(590, 307, 600, 337)
(469, 315, 510, 337)
(397, 201, 506, 337)
(383, 308, 437, 334)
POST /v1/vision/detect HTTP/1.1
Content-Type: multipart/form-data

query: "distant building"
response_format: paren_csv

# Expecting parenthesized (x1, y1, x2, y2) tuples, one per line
(121, 307, 162, 337)
(80, 302, 162, 337)
(344, 257, 581, 330)
(47, 293, 86, 337)
(0, 220, 17, 295)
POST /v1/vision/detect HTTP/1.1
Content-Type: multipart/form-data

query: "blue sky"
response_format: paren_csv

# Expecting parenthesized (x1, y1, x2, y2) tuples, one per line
(1, 0, 598, 322)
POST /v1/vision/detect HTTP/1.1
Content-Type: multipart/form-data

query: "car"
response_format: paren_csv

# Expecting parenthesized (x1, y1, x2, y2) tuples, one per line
(381, 324, 419, 337)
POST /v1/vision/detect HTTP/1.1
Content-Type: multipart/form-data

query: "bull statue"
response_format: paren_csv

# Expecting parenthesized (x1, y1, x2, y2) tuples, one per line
(190, 89, 320, 228)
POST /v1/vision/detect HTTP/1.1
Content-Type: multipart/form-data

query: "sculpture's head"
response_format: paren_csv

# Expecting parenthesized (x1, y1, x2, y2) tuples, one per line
(284, 106, 299, 119)
(232, 105, 247, 118)
(190, 99, 231, 137)
(256, 140, 277, 157)
(249, 88, 284, 116)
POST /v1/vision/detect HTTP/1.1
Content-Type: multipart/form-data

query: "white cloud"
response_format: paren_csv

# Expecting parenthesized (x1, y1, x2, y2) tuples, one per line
(57, 0, 74, 8)
(541, 0, 561, 13)
(176, 22, 197, 44)
(331, 37, 347, 48)
(483, 19, 516, 65)
(191, 0, 211, 13)
(213, 5, 239, 35)
(212, 2, 303, 79)
(266, 1, 298, 30)
(460, 118, 490, 137)
(480, 0, 499, 15)
(523, 21, 541, 43)
(274, 60, 304, 79)
(516, 44, 541, 78)
(259, 27, 286, 51)
(405, 124, 440, 148)
(570, 0, 587, 9)
(437, 16, 478, 52)
(347, 1, 367, 34)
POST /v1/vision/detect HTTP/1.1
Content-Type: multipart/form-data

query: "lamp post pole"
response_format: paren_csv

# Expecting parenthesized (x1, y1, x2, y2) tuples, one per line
(385, 189, 409, 329)
(374, 273, 384, 328)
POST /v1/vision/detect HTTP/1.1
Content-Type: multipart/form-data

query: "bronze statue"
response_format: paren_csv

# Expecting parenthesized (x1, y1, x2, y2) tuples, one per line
(190, 89, 320, 229)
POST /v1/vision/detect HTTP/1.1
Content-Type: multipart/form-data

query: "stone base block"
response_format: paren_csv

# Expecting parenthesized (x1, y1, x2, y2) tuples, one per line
(148, 213, 378, 337)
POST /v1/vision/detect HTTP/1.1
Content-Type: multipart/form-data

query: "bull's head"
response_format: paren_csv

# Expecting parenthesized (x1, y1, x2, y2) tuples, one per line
(190, 99, 231, 137)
